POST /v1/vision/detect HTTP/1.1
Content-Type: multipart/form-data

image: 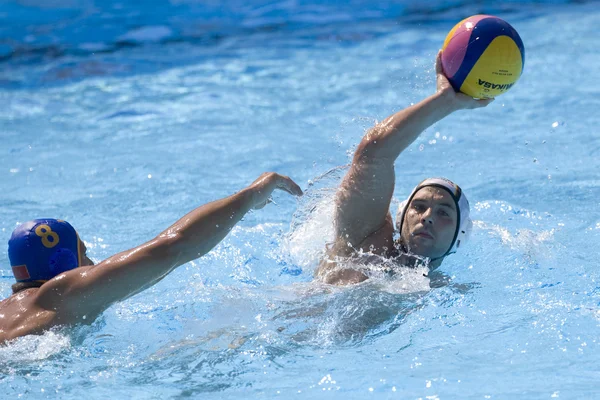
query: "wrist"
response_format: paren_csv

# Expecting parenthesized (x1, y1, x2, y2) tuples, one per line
(238, 186, 257, 210)
(432, 90, 462, 113)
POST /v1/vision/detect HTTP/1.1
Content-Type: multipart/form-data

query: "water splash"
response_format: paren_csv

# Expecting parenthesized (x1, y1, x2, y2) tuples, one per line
(284, 166, 347, 271)
(0, 330, 70, 363)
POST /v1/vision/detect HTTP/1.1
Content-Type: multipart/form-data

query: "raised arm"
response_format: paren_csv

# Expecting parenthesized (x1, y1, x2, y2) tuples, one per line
(330, 51, 493, 254)
(36, 172, 302, 321)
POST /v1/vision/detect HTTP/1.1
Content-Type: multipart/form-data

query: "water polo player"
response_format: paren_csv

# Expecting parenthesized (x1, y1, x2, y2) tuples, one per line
(0, 172, 302, 344)
(316, 51, 492, 285)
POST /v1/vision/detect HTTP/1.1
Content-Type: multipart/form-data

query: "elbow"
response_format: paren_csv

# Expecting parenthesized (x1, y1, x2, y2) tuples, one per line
(355, 127, 389, 162)
(149, 232, 184, 266)
(354, 139, 375, 162)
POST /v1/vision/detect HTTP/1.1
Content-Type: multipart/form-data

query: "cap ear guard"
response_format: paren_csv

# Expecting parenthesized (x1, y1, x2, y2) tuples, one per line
(49, 248, 79, 276)
(395, 200, 408, 231)
(451, 216, 472, 253)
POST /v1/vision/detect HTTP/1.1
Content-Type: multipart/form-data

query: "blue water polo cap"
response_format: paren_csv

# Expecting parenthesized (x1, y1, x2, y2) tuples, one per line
(8, 219, 81, 282)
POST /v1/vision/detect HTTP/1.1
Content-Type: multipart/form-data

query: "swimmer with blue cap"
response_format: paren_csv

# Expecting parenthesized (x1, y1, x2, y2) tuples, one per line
(0, 172, 302, 344)
(316, 51, 492, 285)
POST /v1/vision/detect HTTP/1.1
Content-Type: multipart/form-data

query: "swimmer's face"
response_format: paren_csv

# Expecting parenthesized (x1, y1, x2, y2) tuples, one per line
(401, 187, 458, 259)
(79, 239, 94, 266)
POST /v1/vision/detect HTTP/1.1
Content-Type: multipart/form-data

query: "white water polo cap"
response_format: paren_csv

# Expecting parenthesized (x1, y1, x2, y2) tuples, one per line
(396, 178, 473, 256)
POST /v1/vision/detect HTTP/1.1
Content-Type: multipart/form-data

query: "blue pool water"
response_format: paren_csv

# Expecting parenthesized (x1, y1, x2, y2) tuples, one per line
(1, 0, 600, 398)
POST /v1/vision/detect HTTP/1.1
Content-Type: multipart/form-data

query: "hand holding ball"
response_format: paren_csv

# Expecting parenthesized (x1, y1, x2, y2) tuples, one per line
(441, 15, 525, 99)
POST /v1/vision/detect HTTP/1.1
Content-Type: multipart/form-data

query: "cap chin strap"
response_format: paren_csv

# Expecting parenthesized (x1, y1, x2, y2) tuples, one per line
(397, 240, 445, 267)
(430, 254, 447, 263)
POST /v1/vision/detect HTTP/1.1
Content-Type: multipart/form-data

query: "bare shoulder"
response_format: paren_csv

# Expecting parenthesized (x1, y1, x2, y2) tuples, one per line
(0, 289, 58, 343)
(33, 264, 98, 318)
(315, 263, 368, 285)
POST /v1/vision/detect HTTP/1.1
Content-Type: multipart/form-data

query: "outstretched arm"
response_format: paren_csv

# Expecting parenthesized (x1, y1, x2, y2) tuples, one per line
(36, 173, 302, 320)
(330, 51, 493, 254)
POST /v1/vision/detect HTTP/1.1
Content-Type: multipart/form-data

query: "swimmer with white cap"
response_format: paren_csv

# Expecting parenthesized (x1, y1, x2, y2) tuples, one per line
(316, 51, 493, 285)
(0, 172, 302, 344)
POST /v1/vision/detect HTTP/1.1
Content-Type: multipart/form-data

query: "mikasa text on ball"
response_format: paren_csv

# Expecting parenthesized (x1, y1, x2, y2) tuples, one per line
(441, 15, 525, 98)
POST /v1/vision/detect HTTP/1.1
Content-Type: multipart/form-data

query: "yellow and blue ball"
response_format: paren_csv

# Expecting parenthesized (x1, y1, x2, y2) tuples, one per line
(441, 15, 525, 98)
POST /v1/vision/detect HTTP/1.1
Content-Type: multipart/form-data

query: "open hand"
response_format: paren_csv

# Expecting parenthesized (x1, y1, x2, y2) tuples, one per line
(249, 172, 303, 210)
(436, 50, 494, 110)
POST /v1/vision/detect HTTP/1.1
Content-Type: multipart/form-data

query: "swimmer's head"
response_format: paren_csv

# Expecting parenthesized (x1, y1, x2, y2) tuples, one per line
(396, 178, 472, 261)
(8, 219, 93, 284)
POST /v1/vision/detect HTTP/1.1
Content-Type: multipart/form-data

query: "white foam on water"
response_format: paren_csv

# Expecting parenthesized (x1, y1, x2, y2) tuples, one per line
(0, 330, 70, 362)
